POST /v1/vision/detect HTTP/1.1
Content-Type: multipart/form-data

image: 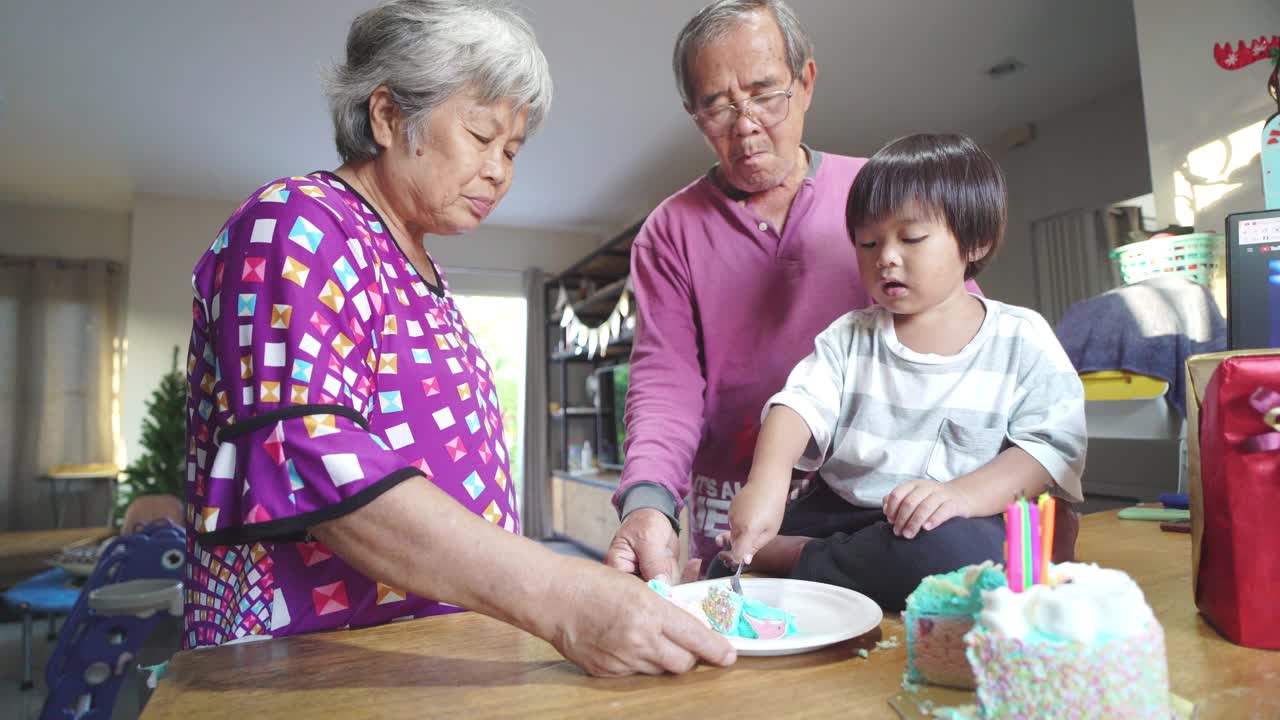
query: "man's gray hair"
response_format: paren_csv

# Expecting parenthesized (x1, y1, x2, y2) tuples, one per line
(326, 0, 553, 164)
(672, 0, 813, 109)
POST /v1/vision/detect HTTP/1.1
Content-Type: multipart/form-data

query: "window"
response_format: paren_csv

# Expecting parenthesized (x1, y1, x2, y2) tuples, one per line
(451, 295, 528, 515)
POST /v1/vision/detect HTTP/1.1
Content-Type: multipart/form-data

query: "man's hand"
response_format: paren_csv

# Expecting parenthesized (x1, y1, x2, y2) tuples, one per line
(605, 508, 680, 582)
(882, 480, 974, 539)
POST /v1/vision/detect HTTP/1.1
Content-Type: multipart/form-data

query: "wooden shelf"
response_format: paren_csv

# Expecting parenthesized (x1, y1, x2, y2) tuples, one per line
(569, 277, 628, 321)
(547, 277, 628, 325)
(552, 407, 601, 417)
(544, 220, 638, 557)
(548, 470, 688, 565)
(548, 222, 641, 288)
(552, 468, 621, 490)
(549, 333, 634, 362)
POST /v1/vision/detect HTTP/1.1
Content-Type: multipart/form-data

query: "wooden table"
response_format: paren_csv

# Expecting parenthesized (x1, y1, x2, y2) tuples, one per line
(39, 465, 119, 528)
(0, 526, 113, 588)
(143, 512, 1280, 719)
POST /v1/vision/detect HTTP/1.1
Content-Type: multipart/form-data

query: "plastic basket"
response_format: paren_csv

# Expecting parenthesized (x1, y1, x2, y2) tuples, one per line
(1109, 232, 1222, 286)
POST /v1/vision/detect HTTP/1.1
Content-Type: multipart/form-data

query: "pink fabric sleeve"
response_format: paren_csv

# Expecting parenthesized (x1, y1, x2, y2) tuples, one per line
(613, 216, 706, 518)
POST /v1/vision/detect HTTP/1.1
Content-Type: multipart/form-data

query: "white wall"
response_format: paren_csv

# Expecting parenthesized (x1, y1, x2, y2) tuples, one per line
(120, 194, 235, 467)
(434, 225, 599, 297)
(0, 201, 131, 261)
(118, 192, 599, 462)
(981, 81, 1153, 310)
(1134, 0, 1280, 231)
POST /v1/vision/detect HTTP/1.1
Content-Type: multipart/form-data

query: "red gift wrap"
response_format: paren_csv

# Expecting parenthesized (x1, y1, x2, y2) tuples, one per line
(1196, 353, 1280, 649)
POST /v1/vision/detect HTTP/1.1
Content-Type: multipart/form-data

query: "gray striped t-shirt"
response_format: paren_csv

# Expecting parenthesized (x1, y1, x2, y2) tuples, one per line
(766, 296, 1086, 508)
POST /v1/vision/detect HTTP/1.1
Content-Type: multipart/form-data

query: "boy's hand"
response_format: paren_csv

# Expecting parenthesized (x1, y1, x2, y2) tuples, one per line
(716, 476, 789, 565)
(882, 480, 974, 539)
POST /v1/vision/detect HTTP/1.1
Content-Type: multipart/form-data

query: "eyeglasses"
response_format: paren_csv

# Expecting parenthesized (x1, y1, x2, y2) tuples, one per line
(691, 83, 794, 136)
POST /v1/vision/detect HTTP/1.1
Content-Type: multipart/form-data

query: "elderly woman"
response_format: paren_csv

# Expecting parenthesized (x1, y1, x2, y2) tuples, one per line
(182, 0, 734, 677)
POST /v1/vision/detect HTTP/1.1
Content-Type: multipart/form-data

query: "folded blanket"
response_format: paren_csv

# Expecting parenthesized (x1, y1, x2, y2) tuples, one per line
(1054, 276, 1226, 415)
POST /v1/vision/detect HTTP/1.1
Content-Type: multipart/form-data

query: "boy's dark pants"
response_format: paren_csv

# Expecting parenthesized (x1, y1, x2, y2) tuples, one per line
(707, 481, 1078, 612)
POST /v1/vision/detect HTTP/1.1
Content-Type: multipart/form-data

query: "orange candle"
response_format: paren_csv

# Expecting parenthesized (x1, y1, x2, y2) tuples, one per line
(1039, 494, 1055, 581)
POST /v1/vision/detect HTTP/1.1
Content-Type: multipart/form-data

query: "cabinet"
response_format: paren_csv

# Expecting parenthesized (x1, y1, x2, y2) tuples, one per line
(541, 222, 689, 563)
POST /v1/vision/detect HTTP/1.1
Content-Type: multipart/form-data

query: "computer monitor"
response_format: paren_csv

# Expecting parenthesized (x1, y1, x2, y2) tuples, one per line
(1225, 209, 1280, 350)
(592, 363, 629, 468)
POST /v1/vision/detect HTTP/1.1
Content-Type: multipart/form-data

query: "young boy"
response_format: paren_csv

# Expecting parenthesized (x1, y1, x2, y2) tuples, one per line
(717, 134, 1086, 611)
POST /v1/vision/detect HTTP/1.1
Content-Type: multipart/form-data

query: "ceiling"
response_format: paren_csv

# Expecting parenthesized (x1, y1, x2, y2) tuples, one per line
(0, 1, 1139, 234)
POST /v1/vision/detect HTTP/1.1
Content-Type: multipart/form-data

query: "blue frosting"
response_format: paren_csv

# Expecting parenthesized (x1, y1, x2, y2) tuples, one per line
(735, 596, 799, 639)
(648, 579, 799, 639)
(904, 563, 1007, 618)
(647, 578, 673, 596)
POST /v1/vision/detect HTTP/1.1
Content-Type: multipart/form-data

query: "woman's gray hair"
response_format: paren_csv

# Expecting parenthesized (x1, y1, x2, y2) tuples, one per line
(672, 0, 813, 109)
(326, 0, 553, 164)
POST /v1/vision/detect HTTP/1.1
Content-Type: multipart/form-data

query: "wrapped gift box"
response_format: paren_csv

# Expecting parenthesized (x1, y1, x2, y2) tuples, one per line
(1185, 350, 1280, 649)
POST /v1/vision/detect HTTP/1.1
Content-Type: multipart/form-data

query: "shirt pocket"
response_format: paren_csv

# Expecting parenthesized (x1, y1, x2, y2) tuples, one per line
(924, 418, 1007, 482)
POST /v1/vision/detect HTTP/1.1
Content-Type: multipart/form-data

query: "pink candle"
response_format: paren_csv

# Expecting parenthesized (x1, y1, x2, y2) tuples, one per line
(1006, 501, 1024, 592)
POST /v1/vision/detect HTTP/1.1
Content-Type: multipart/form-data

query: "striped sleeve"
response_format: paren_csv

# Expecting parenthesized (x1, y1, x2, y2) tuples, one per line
(1006, 313, 1087, 502)
(763, 313, 856, 472)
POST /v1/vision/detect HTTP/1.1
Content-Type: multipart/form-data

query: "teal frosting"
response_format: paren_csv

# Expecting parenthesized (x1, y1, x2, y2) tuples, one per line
(903, 563, 1007, 685)
(735, 596, 799, 639)
(904, 563, 1007, 617)
(647, 579, 798, 639)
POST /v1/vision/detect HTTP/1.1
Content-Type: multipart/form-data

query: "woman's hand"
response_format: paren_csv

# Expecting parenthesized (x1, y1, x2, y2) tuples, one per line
(882, 480, 973, 539)
(314, 477, 732, 677)
(543, 565, 736, 676)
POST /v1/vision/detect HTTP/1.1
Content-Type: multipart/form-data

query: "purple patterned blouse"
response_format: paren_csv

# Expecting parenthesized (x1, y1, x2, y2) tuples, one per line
(183, 172, 517, 649)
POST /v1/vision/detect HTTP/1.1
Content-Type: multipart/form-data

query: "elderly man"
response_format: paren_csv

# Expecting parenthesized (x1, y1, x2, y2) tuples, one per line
(607, 0, 871, 581)
(606, 0, 992, 584)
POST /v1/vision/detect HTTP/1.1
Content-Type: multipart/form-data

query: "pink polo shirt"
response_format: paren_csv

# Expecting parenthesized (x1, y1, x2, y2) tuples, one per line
(615, 149, 873, 564)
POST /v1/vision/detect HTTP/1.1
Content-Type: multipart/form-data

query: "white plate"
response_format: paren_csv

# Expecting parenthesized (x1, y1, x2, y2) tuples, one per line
(669, 577, 883, 656)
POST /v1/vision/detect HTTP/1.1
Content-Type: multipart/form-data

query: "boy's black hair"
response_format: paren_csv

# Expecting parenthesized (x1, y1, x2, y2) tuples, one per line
(846, 133, 1006, 279)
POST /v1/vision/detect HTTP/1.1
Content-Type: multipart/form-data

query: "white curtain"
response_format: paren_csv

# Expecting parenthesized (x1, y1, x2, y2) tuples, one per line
(521, 267, 551, 539)
(0, 257, 124, 530)
(1031, 207, 1139, 327)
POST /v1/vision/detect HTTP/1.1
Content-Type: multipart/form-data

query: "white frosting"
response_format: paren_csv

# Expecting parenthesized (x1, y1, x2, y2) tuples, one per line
(976, 562, 1156, 643)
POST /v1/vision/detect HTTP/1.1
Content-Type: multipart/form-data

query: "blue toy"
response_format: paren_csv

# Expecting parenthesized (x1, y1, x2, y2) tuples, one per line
(38, 520, 185, 720)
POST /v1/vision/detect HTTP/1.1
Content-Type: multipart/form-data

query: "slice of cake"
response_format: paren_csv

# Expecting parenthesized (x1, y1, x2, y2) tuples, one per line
(904, 561, 1006, 689)
(648, 579, 799, 639)
(702, 583, 798, 639)
(647, 579, 711, 628)
(965, 562, 1170, 719)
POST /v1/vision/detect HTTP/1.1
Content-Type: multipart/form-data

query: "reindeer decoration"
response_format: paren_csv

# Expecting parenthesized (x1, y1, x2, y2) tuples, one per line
(1215, 35, 1279, 209)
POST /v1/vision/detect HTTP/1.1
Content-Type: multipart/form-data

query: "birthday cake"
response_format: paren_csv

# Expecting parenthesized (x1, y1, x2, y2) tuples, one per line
(648, 579, 799, 640)
(903, 561, 1006, 689)
(903, 495, 1172, 718)
(964, 562, 1170, 719)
